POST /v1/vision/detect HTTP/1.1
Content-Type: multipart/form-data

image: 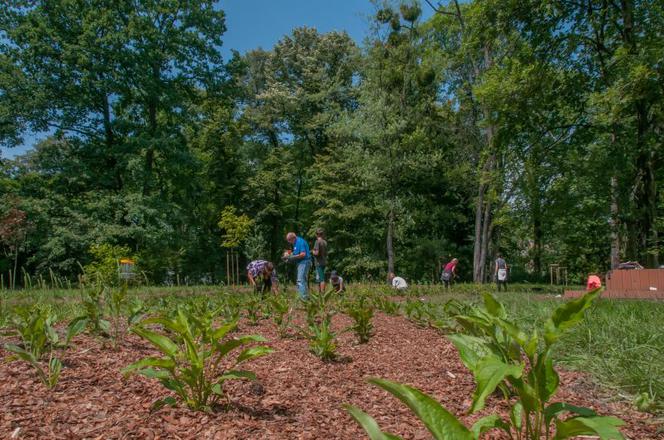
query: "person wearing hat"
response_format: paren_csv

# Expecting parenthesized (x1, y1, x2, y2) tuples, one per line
(329, 270, 345, 293)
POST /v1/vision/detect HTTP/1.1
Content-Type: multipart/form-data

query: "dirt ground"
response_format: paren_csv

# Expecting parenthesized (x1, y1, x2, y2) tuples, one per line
(1, 312, 661, 439)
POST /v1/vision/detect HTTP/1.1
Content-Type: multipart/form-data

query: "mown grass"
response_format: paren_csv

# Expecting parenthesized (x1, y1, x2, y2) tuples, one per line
(1, 282, 662, 412)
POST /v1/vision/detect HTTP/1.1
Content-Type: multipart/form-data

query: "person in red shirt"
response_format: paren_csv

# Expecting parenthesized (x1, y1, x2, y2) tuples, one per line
(586, 274, 602, 290)
(441, 258, 458, 289)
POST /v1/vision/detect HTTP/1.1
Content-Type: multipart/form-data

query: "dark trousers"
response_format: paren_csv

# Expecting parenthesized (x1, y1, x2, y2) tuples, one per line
(497, 281, 507, 292)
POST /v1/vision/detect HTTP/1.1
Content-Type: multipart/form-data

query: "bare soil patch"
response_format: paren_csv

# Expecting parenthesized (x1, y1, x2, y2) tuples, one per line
(1, 312, 660, 439)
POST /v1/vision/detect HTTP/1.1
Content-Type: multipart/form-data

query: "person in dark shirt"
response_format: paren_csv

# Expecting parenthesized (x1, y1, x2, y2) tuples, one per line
(495, 254, 508, 292)
(312, 228, 328, 293)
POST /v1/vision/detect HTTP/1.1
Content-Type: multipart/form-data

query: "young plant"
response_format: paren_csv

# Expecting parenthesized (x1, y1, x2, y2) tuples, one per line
(372, 295, 400, 315)
(244, 294, 263, 326)
(308, 312, 337, 361)
(70, 286, 111, 337)
(268, 294, 292, 337)
(344, 295, 374, 344)
(123, 306, 273, 412)
(346, 290, 626, 440)
(107, 285, 144, 348)
(3, 306, 84, 389)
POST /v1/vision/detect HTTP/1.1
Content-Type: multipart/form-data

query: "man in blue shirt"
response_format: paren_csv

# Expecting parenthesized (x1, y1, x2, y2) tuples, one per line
(284, 232, 311, 300)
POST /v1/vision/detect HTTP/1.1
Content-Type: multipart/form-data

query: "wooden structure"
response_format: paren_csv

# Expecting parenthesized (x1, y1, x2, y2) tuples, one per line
(549, 264, 568, 285)
(565, 269, 664, 299)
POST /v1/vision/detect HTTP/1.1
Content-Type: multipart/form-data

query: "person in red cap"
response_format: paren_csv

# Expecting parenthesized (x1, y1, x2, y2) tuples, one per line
(586, 274, 602, 290)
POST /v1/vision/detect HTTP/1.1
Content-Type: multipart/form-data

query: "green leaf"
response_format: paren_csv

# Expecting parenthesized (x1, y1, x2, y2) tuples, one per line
(212, 321, 238, 341)
(236, 346, 274, 363)
(151, 396, 178, 411)
(544, 289, 599, 346)
(4, 344, 37, 364)
(138, 368, 172, 380)
(368, 378, 473, 440)
(99, 319, 111, 333)
(510, 402, 523, 431)
(544, 402, 596, 427)
(447, 334, 493, 371)
(535, 351, 559, 402)
(470, 414, 510, 439)
(482, 293, 506, 319)
(471, 356, 523, 413)
(220, 370, 257, 381)
(215, 335, 267, 358)
(131, 327, 178, 357)
(344, 404, 403, 440)
(66, 318, 87, 344)
(554, 416, 625, 440)
(495, 318, 528, 347)
(121, 357, 175, 376)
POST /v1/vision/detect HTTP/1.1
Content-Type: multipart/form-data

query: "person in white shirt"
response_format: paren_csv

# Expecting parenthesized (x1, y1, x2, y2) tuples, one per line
(388, 272, 408, 291)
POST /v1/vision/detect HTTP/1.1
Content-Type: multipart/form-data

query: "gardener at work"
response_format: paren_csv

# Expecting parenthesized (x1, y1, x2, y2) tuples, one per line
(246, 260, 279, 295)
(495, 253, 508, 291)
(388, 272, 408, 291)
(441, 258, 458, 289)
(284, 232, 311, 300)
(312, 228, 327, 293)
(330, 270, 345, 293)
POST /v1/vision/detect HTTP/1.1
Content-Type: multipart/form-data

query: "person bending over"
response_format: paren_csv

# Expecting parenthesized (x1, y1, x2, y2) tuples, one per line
(246, 260, 279, 296)
(330, 270, 345, 293)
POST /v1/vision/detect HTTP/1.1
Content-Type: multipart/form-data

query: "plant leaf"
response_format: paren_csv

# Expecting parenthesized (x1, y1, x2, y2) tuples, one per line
(510, 402, 523, 431)
(470, 414, 510, 438)
(483, 293, 506, 319)
(471, 356, 523, 413)
(220, 370, 256, 381)
(447, 334, 493, 371)
(131, 327, 178, 357)
(368, 378, 473, 440)
(544, 402, 596, 427)
(151, 396, 178, 412)
(236, 346, 274, 363)
(553, 416, 625, 440)
(122, 357, 175, 376)
(544, 289, 599, 346)
(344, 404, 403, 440)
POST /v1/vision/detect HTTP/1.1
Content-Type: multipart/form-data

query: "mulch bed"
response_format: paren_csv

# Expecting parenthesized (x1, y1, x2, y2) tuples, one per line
(1, 312, 660, 439)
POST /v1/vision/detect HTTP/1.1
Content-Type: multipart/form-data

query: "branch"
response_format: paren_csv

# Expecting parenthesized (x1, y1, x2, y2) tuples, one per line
(423, 0, 457, 16)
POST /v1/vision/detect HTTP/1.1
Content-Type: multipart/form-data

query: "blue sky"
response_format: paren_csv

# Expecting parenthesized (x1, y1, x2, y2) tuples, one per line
(2, 1, 434, 159)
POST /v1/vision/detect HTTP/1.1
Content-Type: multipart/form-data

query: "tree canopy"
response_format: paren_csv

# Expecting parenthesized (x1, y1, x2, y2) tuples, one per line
(1, 0, 663, 285)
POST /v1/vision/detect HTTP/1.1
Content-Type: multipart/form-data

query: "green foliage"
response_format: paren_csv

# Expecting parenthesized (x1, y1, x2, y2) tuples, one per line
(218, 206, 254, 249)
(343, 294, 374, 344)
(243, 294, 264, 326)
(347, 290, 626, 439)
(123, 306, 273, 412)
(83, 244, 135, 287)
(70, 287, 111, 337)
(268, 293, 293, 338)
(308, 312, 338, 362)
(2, 305, 83, 389)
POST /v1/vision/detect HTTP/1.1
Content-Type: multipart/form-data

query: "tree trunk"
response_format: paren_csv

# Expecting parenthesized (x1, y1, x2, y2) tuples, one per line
(12, 241, 19, 290)
(609, 174, 621, 269)
(473, 183, 485, 282)
(479, 197, 492, 282)
(387, 209, 395, 275)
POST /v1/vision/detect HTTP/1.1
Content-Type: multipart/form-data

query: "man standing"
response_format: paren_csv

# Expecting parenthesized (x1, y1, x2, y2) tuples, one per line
(495, 254, 508, 292)
(284, 232, 311, 300)
(246, 260, 279, 296)
(312, 228, 327, 293)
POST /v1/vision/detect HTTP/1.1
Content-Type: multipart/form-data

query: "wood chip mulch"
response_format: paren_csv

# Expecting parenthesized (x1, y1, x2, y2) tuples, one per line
(1, 312, 661, 439)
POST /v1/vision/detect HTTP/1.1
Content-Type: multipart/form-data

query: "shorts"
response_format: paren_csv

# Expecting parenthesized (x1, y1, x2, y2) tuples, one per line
(315, 266, 326, 283)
